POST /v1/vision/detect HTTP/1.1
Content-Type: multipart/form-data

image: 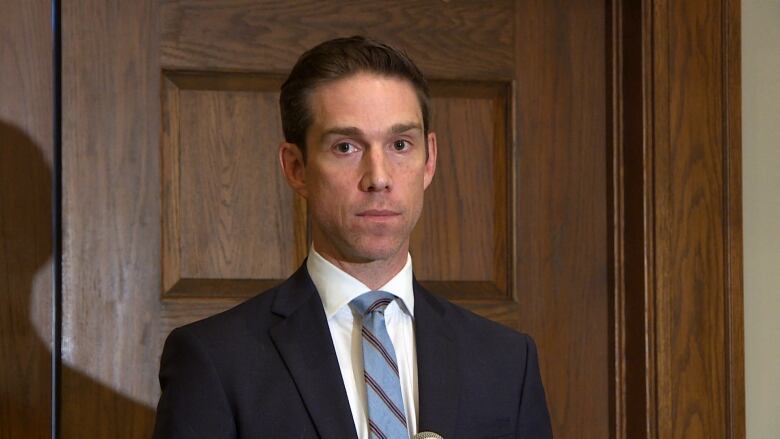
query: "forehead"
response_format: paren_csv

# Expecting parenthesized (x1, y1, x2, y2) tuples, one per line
(308, 73, 423, 132)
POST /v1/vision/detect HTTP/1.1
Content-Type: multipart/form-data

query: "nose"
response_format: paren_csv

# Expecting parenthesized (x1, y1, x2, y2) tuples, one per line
(359, 146, 391, 192)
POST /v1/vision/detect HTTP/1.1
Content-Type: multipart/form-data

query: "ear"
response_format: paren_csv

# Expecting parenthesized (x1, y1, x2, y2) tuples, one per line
(423, 132, 438, 190)
(279, 142, 308, 198)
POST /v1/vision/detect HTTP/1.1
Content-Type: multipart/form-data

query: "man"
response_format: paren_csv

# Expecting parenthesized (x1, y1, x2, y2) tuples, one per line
(154, 36, 552, 438)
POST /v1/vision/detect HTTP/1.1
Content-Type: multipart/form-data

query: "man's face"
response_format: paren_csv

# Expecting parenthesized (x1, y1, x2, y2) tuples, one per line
(280, 72, 437, 265)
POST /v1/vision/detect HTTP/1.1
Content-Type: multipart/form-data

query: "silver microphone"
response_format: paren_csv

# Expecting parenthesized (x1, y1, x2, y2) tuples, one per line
(413, 432, 444, 439)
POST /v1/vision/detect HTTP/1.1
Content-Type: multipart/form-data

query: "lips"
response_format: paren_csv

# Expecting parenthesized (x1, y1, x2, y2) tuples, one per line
(357, 209, 400, 217)
(355, 209, 403, 224)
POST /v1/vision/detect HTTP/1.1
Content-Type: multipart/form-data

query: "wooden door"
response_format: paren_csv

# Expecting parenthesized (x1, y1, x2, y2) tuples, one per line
(1, 0, 743, 438)
(61, 1, 607, 437)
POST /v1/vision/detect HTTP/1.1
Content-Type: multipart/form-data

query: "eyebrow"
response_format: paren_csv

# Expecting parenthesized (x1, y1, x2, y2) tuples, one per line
(389, 122, 423, 134)
(319, 122, 422, 142)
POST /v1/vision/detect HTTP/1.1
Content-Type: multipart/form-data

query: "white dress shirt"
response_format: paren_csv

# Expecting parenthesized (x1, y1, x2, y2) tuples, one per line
(307, 246, 418, 438)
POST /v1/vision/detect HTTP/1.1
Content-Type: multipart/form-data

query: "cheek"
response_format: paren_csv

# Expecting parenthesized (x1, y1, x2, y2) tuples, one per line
(402, 172, 427, 215)
(306, 177, 350, 223)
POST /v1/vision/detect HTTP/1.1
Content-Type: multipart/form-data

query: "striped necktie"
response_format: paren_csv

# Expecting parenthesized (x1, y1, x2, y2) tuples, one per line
(350, 291, 409, 439)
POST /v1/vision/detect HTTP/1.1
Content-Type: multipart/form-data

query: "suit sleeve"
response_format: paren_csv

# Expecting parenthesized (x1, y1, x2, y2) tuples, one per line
(153, 327, 236, 439)
(516, 335, 553, 438)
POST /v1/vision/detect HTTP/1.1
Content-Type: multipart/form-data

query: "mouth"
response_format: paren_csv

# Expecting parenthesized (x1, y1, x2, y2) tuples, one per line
(356, 209, 401, 220)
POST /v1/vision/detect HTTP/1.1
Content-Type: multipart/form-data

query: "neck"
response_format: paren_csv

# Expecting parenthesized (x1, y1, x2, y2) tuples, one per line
(312, 244, 408, 291)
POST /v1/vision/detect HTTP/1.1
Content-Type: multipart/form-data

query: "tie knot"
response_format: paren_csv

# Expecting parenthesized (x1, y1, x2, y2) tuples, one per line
(350, 290, 395, 316)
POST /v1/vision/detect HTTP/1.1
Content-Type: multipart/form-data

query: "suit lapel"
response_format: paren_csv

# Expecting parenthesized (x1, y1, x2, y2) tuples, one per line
(414, 280, 459, 438)
(269, 265, 357, 439)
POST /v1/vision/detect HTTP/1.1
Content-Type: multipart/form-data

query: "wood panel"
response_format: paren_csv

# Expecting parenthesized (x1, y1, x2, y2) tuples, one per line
(0, 1, 52, 437)
(61, 0, 159, 436)
(161, 73, 513, 303)
(177, 81, 296, 280)
(161, 72, 307, 296)
(515, 1, 609, 437)
(160, 0, 514, 80)
(411, 81, 510, 300)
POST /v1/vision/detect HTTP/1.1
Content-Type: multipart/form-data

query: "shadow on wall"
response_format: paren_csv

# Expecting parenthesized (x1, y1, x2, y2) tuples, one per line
(0, 120, 155, 437)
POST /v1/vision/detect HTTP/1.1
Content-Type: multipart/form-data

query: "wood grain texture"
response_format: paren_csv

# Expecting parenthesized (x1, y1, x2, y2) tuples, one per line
(650, 0, 744, 437)
(61, 0, 159, 436)
(162, 72, 310, 294)
(661, 0, 726, 436)
(515, 1, 609, 437)
(0, 1, 53, 437)
(178, 89, 294, 278)
(411, 81, 510, 299)
(610, 0, 745, 437)
(166, 74, 300, 284)
(160, 0, 514, 80)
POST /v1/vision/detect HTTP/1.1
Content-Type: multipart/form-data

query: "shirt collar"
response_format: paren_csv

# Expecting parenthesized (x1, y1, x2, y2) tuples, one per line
(306, 245, 415, 319)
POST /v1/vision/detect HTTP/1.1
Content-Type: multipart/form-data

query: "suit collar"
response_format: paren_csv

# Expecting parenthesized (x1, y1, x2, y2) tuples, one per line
(413, 279, 459, 438)
(269, 264, 358, 439)
(306, 247, 416, 318)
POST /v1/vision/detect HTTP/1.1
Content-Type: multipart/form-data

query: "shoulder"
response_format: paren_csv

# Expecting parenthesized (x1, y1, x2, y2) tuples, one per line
(169, 263, 315, 345)
(180, 284, 277, 332)
(162, 285, 280, 362)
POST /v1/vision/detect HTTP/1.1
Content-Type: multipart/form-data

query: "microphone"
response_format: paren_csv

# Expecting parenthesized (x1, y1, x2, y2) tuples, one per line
(413, 432, 444, 439)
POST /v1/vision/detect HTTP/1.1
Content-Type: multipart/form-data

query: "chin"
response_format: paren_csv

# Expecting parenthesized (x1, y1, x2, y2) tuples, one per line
(346, 239, 405, 263)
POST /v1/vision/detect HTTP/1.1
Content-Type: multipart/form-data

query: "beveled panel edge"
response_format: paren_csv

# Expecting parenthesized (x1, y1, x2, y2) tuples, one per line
(162, 278, 506, 302)
(428, 80, 509, 99)
(163, 70, 285, 92)
(419, 280, 507, 301)
(454, 298, 522, 329)
(161, 74, 182, 294)
(159, 297, 521, 331)
(163, 70, 509, 96)
(492, 82, 512, 298)
(163, 278, 285, 300)
(160, 296, 247, 340)
(160, 295, 523, 334)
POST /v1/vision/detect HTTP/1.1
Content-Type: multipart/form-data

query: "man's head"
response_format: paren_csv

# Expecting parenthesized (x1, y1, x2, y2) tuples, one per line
(279, 36, 431, 160)
(278, 37, 437, 272)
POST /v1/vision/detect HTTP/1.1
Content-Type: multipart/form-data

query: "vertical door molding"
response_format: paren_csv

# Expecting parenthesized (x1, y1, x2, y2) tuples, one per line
(610, 0, 744, 437)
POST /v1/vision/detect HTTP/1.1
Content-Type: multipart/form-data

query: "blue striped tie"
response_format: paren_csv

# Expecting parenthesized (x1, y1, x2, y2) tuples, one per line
(350, 291, 409, 439)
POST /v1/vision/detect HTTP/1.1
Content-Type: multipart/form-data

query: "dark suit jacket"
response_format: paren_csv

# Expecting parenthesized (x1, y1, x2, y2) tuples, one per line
(153, 264, 552, 438)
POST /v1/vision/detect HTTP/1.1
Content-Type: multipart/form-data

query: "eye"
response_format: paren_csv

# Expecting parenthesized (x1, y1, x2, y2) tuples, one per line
(334, 142, 357, 154)
(392, 140, 410, 151)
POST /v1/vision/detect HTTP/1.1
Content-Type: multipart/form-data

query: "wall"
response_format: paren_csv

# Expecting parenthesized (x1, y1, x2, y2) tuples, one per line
(742, 1, 780, 437)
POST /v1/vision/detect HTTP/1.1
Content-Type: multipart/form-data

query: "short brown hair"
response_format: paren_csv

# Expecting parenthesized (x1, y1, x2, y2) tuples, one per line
(279, 36, 430, 159)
